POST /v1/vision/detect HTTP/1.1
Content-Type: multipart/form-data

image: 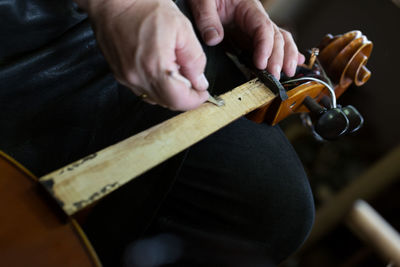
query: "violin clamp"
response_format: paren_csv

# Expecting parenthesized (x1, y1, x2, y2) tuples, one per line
(257, 70, 288, 101)
(226, 51, 288, 101)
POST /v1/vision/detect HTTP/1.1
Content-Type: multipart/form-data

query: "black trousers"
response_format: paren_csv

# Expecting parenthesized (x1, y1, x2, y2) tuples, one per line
(0, 0, 314, 266)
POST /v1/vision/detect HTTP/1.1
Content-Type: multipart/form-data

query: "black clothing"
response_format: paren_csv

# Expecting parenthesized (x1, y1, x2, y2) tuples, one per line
(0, 0, 315, 266)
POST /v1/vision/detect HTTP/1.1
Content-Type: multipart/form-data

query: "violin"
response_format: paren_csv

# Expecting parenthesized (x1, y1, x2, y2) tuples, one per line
(0, 31, 372, 266)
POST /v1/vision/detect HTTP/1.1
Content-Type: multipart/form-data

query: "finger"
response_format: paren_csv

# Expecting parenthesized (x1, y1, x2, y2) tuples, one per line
(234, 1, 274, 69)
(188, 0, 224, 46)
(175, 19, 209, 91)
(266, 26, 284, 80)
(155, 70, 210, 111)
(280, 29, 300, 77)
(298, 53, 306, 65)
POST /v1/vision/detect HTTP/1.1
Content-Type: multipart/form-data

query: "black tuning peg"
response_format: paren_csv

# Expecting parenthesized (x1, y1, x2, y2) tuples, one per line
(318, 96, 364, 134)
(341, 105, 364, 133)
(303, 96, 349, 140)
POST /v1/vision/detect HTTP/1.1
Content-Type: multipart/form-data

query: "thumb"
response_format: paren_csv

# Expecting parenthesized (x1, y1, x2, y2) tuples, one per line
(188, 0, 224, 46)
(175, 20, 209, 91)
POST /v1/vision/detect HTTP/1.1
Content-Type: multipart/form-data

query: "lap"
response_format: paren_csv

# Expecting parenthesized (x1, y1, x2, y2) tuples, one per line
(140, 118, 314, 265)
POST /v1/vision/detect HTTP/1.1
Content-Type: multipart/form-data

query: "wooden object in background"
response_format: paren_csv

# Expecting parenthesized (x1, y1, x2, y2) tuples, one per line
(300, 145, 400, 250)
(347, 200, 400, 266)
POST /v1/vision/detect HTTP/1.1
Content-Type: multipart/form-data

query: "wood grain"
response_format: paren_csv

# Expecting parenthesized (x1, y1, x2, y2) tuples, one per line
(39, 79, 276, 215)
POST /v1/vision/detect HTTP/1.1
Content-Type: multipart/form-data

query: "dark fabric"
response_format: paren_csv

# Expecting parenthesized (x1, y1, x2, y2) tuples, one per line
(0, 0, 315, 266)
(143, 117, 314, 266)
(0, 0, 87, 60)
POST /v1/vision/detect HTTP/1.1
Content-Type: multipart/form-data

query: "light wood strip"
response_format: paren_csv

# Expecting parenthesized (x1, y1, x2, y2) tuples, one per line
(39, 79, 276, 215)
(347, 200, 400, 265)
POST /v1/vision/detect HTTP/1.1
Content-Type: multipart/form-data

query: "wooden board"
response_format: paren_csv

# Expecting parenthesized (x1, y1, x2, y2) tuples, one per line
(39, 79, 276, 215)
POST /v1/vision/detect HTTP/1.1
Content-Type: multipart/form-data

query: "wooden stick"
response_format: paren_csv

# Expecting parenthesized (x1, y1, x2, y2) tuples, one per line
(39, 79, 275, 215)
(300, 145, 400, 250)
(346, 200, 400, 266)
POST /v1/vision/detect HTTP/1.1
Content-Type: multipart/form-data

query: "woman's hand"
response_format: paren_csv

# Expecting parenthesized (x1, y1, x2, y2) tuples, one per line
(188, 0, 305, 79)
(76, 0, 210, 111)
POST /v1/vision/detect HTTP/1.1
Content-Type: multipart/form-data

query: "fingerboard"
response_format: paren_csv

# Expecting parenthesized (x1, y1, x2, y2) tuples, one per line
(39, 79, 276, 215)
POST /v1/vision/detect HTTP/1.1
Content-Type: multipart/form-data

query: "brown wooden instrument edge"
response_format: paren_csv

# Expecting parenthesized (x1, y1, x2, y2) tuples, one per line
(0, 151, 102, 267)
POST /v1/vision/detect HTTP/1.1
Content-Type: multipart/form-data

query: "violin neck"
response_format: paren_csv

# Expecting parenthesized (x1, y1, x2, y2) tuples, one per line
(39, 79, 276, 216)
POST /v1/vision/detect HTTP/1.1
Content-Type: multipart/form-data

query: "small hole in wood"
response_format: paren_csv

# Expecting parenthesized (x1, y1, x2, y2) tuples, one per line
(238, 97, 242, 101)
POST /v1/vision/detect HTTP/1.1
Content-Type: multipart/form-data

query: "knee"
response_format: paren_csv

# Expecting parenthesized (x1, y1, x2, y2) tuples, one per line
(229, 124, 315, 262)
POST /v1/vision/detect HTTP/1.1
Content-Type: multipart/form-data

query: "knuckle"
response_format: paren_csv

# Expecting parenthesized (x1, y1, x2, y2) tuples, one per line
(181, 17, 193, 29)
(186, 52, 207, 70)
(263, 18, 273, 29)
(280, 29, 291, 37)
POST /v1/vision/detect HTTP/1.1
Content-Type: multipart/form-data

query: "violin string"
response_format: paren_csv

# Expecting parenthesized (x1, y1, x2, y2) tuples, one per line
(281, 77, 337, 108)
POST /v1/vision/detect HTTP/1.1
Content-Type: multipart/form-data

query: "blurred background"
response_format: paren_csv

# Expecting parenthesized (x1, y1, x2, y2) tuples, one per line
(261, 0, 400, 266)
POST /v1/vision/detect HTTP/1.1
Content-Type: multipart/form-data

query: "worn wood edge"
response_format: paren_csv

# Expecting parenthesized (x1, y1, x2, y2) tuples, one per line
(39, 79, 276, 215)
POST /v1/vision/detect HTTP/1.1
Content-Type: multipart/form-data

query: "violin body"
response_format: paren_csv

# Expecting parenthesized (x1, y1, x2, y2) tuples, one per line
(0, 151, 100, 267)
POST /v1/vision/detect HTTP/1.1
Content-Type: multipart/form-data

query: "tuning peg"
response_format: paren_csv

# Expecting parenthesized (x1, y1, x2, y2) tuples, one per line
(341, 105, 364, 133)
(303, 96, 349, 140)
(314, 108, 350, 140)
(317, 96, 363, 134)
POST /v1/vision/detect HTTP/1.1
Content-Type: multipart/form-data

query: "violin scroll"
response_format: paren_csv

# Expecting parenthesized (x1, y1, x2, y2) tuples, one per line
(247, 30, 373, 141)
(318, 30, 373, 95)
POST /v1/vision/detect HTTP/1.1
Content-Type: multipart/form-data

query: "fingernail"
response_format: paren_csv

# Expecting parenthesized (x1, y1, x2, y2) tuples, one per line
(203, 28, 219, 45)
(274, 65, 281, 80)
(197, 73, 209, 90)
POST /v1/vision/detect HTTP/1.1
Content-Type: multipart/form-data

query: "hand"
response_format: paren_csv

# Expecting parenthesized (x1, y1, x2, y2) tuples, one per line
(76, 0, 209, 111)
(188, 0, 305, 79)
